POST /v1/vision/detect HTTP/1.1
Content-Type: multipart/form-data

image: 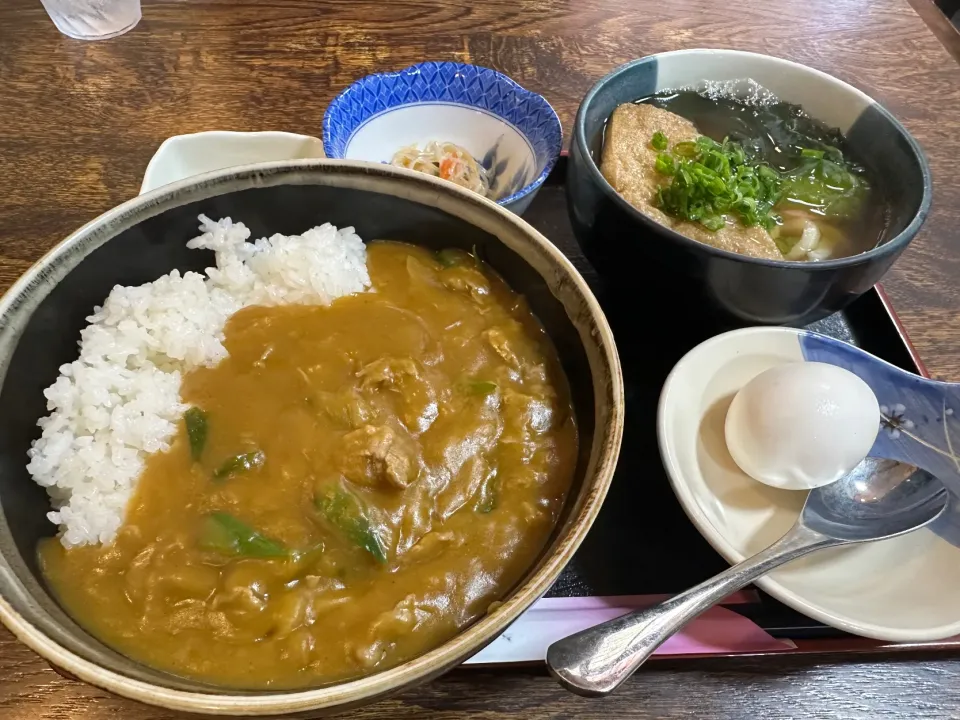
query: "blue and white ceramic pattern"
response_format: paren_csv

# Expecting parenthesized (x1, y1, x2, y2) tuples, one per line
(658, 326, 960, 641)
(323, 62, 562, 215)
(799, 331, 960, 546)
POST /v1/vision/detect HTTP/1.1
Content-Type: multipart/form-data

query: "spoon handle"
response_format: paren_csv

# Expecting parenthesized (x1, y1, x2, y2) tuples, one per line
(546, 522, 836, 696)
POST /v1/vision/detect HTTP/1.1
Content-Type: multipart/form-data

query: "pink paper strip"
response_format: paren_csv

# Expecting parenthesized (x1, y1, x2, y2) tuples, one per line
(520, 591, 760, 610)
(465, 594, 794, 665)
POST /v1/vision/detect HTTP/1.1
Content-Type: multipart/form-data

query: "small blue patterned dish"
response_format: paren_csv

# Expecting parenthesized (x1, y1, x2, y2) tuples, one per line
(323, 62, 562, 215)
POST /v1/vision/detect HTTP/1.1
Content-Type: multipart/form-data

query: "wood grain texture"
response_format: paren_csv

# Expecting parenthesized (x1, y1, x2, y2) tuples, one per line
(910, 0, 960, 64)
(1, 627, 960, 720)
(2, 0, 960, 717)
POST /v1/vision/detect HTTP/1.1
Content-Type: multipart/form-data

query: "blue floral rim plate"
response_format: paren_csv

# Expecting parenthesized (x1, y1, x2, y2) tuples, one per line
(322, 61, 563, 208)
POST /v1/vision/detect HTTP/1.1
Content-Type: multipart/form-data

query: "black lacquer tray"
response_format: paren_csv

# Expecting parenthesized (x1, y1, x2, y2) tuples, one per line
(525, 155, 936, 649)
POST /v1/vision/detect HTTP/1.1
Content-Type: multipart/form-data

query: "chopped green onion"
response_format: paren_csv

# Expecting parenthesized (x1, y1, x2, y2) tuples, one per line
(696, 135, 721, 153)
(184, 407, 208, 462)
(464, 379, 499, 396)
(213, 450, 265, 481)
(315, 488, 388, 563)
(654, 153, 677, 176)
(672, 141, 699, 158)
(476, 475, 500, 514)
(436, 249, 465, 267)
(652, 132, 869, 233)
(650, 131, 668, 151)
(701, 216, 726, 232)
(199, 512, 287, 558)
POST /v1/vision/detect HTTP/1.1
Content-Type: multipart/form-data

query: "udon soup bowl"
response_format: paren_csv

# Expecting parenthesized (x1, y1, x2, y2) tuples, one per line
(568, 49, 931, 326)
(0, 161, 623, 715)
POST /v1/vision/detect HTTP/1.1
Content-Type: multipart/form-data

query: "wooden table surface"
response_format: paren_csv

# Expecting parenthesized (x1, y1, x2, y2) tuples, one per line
(2, 0, 960, 717)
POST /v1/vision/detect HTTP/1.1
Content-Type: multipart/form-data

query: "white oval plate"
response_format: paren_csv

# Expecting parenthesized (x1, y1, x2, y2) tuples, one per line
(658, 327, 960, 642)
(140, 131, 325, 194)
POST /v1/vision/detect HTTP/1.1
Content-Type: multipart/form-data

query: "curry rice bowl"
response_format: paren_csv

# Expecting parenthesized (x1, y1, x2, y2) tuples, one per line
(26, 215, 371, 548)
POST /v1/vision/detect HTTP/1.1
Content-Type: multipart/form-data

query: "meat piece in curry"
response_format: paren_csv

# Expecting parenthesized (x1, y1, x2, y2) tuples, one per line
(38, 241, 577, 689)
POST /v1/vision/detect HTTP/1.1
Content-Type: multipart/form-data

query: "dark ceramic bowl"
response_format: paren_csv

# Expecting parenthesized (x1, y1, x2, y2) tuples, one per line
(568, 49, 932, 326)
(0, 160, 623, 715)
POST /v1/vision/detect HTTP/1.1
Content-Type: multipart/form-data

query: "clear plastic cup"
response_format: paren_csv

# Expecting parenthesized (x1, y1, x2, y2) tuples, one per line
(40, 0, 141, 40)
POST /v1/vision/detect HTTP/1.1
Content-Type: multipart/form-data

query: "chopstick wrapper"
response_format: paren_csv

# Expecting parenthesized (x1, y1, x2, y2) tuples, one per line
(465, 594, 795, 665)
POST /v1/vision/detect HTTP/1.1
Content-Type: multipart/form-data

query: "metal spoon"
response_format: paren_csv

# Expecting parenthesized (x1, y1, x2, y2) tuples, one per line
(546, 458, 948, 696)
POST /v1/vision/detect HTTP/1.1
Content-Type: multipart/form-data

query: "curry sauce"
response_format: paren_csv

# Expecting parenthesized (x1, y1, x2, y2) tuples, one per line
(39, 242, 577, 688)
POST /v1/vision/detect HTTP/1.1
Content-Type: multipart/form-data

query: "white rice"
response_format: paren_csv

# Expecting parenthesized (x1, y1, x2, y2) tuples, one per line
(27, 215, 371, 548)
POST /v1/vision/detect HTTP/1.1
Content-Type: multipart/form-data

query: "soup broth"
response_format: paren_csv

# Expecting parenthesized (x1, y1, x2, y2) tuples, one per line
(39, 242, 577, 688)
(647, 90, 889, 256)
(597, 84, 889, 261)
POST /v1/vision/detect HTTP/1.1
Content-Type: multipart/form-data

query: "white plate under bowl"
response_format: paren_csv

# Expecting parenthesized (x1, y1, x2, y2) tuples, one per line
(658, 326, 960, 642)
(140, 131, 325, 194)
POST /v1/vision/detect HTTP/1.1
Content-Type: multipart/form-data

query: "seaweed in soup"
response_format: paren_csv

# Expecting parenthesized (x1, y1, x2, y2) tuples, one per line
(598, 82, 889, 262)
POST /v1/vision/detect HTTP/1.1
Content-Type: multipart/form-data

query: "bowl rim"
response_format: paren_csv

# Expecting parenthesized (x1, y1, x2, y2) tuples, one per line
(574, 48, 933, 270)
(322, 61, 563, 208)
(657, 326, 960, 642)
(0, 158, 623, 714)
